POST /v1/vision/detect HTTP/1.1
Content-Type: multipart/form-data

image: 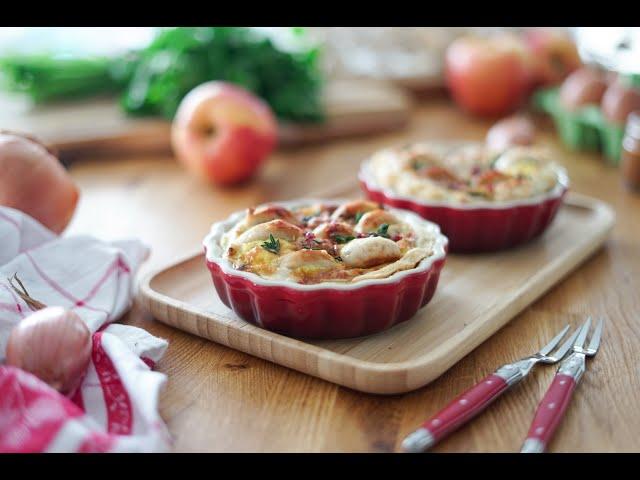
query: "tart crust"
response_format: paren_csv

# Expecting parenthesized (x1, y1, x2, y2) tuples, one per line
(218, 201, 438, 285)
(367, 142, 562, 204)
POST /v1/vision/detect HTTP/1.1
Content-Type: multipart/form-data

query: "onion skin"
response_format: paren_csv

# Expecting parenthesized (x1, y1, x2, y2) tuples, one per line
(0, 131, 79, 234)
(559, 68, 608, 111)
(601, 80, 640, 125)
(486, 116, 536, 151)
(6, 307, 92, 395)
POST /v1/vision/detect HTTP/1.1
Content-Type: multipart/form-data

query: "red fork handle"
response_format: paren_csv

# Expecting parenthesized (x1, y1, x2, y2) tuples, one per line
(520, 373, 577, 453)
(402, 374, 509, 452)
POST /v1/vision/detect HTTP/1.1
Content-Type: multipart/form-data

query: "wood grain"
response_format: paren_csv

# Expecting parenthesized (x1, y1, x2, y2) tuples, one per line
(64, 100, 640, 452)
(138, 195, 614, 394)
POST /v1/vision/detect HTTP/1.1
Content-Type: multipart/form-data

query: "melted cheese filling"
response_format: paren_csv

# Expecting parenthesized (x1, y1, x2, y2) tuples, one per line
(368, 143, 561, 203)
(221, 202, 435, 285)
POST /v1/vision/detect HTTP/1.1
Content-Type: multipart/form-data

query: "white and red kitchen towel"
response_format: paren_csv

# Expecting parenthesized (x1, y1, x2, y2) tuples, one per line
(0, 206, 171, 452)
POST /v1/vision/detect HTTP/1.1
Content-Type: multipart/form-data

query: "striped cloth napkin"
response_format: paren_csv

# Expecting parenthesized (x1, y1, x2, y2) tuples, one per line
(0, 206, 170, 452)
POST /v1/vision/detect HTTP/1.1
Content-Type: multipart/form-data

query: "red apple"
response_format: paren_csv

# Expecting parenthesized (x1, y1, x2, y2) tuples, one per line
(525, 28, 582, 86)
(171, 81, 278, 186)
(445, 34, 531, 117)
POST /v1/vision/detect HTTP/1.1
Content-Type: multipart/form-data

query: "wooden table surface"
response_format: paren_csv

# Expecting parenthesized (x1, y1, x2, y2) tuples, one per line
(66, 99, 640, 452)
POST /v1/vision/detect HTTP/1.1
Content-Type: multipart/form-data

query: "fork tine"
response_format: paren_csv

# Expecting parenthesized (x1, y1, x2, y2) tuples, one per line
(538, 324, 571, 356)
(586, 318, 604, 355)
(551, 327, 581, 360)
(574, 317, 592, 350)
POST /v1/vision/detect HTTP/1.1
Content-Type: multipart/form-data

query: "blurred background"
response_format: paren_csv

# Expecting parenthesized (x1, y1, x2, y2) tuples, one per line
(0, 27, 638, 175)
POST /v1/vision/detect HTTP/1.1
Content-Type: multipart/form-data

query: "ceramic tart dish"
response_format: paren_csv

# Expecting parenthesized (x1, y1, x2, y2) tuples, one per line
(359, 141, 569, 253)
(203, 199, 448, 339)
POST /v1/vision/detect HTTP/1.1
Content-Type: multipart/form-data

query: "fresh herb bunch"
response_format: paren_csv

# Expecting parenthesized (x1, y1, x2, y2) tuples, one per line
(120, 27, 324, 122)
(0, 27, 324, 123)
(0, 55, 122, 103)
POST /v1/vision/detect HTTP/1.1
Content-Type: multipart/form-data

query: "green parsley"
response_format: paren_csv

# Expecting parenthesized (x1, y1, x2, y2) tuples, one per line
(376, 223, 390, 238)
(354, 212, 364, 223)
(333, 234, 355, 244)
(261, 234, 280, 254)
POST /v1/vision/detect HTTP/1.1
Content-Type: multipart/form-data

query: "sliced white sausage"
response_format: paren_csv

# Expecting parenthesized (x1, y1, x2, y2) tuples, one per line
(235, 219, 303, 244)
(312, 221, 355, 241)
(330, 200, 380, 221)
(355, 209, 399, 233)
(278, 249, 338, 270)
(340, 236, 401, 269)
(275, 249, 341, 282)
(243, 205, 299, 228)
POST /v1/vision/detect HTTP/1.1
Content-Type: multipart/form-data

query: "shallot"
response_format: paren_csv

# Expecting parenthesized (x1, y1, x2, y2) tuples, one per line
(6, 306, 92, 395)
(601, 78, 640, 125)
(486, 116, 536, 152)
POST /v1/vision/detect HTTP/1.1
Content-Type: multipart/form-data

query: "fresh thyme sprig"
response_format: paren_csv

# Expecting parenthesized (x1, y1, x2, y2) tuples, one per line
(261, 234, 280, 254)
(376, 223, 390, 238)
(333, 234, 355, 244)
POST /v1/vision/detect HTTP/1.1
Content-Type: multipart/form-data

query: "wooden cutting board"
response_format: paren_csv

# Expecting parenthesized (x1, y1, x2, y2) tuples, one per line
(138, 193, 615, 395)
(0, 78, 411, 157)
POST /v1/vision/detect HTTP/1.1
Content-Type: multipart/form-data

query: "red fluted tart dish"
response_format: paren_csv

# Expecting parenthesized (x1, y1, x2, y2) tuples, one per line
(203, 199, 448, 339)
(359, 141, 569, 252)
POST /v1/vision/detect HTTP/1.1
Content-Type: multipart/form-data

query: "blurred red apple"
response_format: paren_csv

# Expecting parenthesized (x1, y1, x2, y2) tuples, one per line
(525, 28, 582, 86)
(445, 34, 531, 117)
(0, 131, 79, 234)
(171, 81, 278, 186)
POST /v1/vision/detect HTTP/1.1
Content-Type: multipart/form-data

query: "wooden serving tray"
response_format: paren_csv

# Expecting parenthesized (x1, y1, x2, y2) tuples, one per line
(139, 193, 614, 394)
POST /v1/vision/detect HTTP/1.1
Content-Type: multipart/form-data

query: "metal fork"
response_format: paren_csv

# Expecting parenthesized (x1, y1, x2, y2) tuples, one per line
(402, 323, 581, 453)
(520, 317, 604, 453)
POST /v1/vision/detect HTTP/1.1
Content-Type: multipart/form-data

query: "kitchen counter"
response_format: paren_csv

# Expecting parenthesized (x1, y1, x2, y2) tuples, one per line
(67, 99, 640, 452)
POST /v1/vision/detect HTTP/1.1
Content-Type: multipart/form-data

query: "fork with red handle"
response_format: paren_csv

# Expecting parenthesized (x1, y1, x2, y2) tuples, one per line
(520, 317, 603, 453)
(402, 323, 581, 453)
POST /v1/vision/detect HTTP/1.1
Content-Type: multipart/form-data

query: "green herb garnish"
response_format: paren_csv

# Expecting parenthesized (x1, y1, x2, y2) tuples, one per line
(376, 223, 390, 238)
(354, 212, 364, 223)
(333, 234, 355, 244)
(468, 190, 489, 198)
(261, 234, 280, 254)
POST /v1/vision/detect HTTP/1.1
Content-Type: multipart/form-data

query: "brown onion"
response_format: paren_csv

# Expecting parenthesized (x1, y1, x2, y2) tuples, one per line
(0, 131, 79, 234)
(6, 306, 92, 394)
(486, 115, 536, 151)
(559, 67, 608, 111)
(601, 79, 640, 125)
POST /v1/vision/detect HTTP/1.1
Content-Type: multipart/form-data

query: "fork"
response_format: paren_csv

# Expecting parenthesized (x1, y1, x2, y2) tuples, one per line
(520, 317, 604, 453)
(402, 323, 580, 453)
